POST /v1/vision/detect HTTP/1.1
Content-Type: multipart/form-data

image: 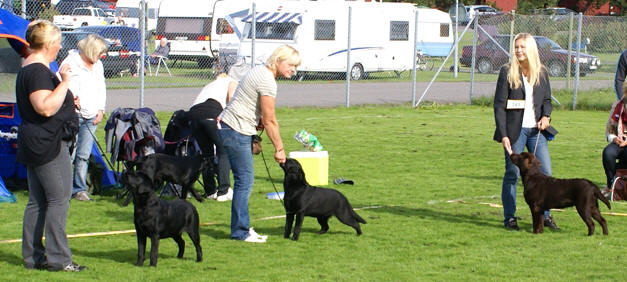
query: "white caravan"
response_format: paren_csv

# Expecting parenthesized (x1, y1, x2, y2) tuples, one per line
(115, 0, 162, 31)
(231, 0, 454, 79)
(154, 0, 254, 68)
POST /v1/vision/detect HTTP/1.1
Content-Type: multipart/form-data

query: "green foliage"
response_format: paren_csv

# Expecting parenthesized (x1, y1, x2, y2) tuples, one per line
(36, 6, 58, 21)
(0, 104, 625, 281)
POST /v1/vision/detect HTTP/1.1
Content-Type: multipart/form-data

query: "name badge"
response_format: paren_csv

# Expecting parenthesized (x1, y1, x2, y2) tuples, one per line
(506, 99, 525, 109)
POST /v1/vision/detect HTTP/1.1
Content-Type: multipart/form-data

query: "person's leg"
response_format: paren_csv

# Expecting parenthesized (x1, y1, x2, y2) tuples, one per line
(602, 143, 621, 188)
(203, 119, 231, 195)
(501, 129, 528, 224)
(191, 120, 217, 195)
(72, 116, 96, 197)
(219, 125, 253, 240)
(526, 128, 553, 218)
(38, 141, 74, 269)
(22, 166, 47, 269)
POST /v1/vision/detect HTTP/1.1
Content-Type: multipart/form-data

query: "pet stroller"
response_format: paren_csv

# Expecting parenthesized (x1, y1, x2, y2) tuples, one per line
(160, 109, 206, 198)
(104, 107, 165, 184)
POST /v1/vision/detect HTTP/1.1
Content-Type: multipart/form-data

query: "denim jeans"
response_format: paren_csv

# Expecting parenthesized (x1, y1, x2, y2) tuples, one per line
(218, 123, 253, 240)
(501, 127, 552, 224)
(192, 119, 231, 195)
(71, 116, 97, 195)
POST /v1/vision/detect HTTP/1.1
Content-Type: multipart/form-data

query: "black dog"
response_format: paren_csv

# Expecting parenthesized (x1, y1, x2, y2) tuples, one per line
(280, 158, 366, 241)
(121, 170, 202, 267)
(510, 152, 611, 235)
(131, 153, 207, 202)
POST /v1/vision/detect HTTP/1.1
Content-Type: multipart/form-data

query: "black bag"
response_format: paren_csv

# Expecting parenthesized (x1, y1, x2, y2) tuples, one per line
(61, 116, 79, 141)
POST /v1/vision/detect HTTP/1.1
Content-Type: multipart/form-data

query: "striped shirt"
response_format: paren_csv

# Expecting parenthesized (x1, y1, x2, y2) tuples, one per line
(219, 65, 276, 135)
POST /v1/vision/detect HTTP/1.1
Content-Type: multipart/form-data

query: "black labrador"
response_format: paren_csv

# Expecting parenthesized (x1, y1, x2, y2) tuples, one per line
(280, 158, 366, 241)
(121, 170, 202, 266)
(131, 153, 207, 202)
(510, 152, 611, 235)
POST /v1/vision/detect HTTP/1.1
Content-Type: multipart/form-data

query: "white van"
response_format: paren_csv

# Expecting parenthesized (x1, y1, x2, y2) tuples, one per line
(115, 0, 162, 31)
(232, 0, 453, 79)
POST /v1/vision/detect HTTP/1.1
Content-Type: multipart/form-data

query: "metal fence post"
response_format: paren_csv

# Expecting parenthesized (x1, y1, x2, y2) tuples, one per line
(509, 10, 515, 65)
(251, 2, 256, 67)
(139, 0, 146, 108)
(567, 12, 573, 88)
(411, 9, 418, 107)
(345, 6, 352, 108)
(469, 15, 478, 104)
(572, 12, 583, 110)
(453, 0, 458, 78)
(21, 0, 25, 19)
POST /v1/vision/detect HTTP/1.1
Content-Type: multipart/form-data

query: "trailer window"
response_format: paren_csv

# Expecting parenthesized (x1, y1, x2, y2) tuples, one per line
(162, 18, 209, 34)
(440, 23, 449, 37)
(390, 21, 408, 41)
(315, 20, 335, 40)
(216, 18, 233, 35)
(245, 22, 298, 40)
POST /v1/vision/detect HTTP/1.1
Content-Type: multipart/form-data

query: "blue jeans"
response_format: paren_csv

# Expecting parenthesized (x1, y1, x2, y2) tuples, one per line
(501, 127, 552, 224)
(218, 123, 253, 240)
(71, 116, 97, 195)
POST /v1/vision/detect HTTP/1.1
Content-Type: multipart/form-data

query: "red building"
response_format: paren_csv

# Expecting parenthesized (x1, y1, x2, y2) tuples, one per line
(486, 0, 517, 13)
(558, 0, 621, 15)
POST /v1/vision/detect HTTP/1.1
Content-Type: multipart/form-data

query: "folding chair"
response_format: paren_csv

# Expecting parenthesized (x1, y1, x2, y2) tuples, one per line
(155, 55, 171, 76)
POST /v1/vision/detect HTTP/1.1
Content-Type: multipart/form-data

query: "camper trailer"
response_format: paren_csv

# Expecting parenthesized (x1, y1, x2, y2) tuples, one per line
(154, 0, 252, 68)
(231, 0, 453, 79)
(115, 0, 162, 31)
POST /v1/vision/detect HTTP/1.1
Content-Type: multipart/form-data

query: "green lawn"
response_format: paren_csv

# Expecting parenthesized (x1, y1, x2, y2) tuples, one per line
(0, 102, 625, 281)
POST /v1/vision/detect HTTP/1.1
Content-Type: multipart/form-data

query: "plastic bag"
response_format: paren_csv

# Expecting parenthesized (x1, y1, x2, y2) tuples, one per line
(294, 130, 323, 152)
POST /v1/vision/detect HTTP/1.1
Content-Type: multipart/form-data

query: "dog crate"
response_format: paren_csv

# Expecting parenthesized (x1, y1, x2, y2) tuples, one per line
(288, 151, 328, 186)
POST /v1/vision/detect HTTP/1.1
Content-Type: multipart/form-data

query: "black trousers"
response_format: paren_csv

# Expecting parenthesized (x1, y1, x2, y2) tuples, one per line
(191, 118, 231, 195)
(602, 142, 627, 188)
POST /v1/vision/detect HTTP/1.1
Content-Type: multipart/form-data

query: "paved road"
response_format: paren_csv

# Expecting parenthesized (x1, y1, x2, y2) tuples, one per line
(1, 79, 612, 112)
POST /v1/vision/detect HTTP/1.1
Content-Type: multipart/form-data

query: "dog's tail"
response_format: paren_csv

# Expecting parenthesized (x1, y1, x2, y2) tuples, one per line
(589, 180, 611, 210)
(352, 209, 367, 224)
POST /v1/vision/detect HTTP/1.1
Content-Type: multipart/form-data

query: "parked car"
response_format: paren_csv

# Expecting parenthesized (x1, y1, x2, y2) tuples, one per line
(459, 35, 601, 77)
(53, 6, 116, 30)
(73, 25, 142, 52)
(59, 30, 135, 77)
(535, 7, 576, 21)
(54, 0, 113, 15)
(465, 5, 503, 24)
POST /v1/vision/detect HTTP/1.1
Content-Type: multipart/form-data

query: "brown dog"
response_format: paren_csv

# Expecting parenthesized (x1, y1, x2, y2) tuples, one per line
(510, 152, 611, 235)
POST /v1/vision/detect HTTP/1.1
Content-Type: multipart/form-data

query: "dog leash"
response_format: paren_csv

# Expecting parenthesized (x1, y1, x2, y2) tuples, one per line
(532, 129, 541, 155)
(257, 129, 285, 208)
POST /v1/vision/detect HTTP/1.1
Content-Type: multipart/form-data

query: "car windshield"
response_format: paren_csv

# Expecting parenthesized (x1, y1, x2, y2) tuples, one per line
(535, 37, 561, 50)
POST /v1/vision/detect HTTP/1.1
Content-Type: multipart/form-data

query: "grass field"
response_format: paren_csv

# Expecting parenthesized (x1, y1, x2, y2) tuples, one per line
(0, 102, 625, 281)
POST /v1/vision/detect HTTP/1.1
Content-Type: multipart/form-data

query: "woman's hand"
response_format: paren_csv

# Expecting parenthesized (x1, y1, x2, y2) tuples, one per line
(502, 137, 513, 155)
(94, 110, 104, 125)
(537, 116, 550, 130)
(58, 63, 71, 82)
(274, 148, 286, 164)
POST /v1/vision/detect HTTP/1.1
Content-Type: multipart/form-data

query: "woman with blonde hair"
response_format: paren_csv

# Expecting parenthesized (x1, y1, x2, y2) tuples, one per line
(493, 33, 558, 231)
(60, 33, 108, 202)
(16, 20, 85, 272)
(218, 45, 301, 242)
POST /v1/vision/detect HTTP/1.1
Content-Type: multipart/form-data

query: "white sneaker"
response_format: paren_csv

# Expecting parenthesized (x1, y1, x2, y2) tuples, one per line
(205, 192, 217, 200)
(216, 188, 233, 202)
(248, 227, 268, 240)
(243, 233, 266, 243)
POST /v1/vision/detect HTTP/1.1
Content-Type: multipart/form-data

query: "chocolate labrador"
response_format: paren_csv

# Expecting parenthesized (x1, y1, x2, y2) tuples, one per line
(510, 152, 610, 235)
(122, 170, 202, 266)
(280, 158, 366, 241)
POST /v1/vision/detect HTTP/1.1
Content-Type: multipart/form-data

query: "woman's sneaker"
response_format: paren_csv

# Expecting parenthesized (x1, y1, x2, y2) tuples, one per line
(249, 227, 268, 240)
(504, 218, 519, 231)
(48, 262, 87, 272)
(216, 188, 233, 202)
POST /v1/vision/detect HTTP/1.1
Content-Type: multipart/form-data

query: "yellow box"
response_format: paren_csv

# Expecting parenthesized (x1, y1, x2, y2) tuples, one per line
(288, 151, 328, 186)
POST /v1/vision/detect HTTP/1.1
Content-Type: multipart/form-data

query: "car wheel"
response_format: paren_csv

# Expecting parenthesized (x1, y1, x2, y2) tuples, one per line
(477, 58, 493, 74)
(350, 63, 363, 80)
(547, 61, 566, 77)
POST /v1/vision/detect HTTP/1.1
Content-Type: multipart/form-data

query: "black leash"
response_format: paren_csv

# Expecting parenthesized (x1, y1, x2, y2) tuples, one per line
(257, 129, 285, 208)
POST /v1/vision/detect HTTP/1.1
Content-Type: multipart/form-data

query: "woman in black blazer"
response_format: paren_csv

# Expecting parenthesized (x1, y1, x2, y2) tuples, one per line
(493, 33, 558, 231)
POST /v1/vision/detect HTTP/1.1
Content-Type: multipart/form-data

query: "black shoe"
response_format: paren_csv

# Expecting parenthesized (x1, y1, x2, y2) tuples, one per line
(544, 216, 560, 230)
(504, 218, 519, 231)
(48, 262, 87, 272)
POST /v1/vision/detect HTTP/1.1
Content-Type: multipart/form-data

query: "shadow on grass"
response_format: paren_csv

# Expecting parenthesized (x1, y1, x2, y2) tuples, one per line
(0, 248, 23, 267)
(369, 205, 505, 230)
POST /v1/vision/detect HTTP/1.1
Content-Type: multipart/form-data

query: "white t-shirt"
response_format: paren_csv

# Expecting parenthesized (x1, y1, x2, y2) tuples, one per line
(219, 65, 276, 135)
(191, 75, 237, 109)
(60, 49, 106, 119)
(521, 74, 537, 128)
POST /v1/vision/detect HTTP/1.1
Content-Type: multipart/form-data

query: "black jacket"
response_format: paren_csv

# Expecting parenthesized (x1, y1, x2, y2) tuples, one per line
(493, 65, 552, 144)
(615, 49, 627, 100)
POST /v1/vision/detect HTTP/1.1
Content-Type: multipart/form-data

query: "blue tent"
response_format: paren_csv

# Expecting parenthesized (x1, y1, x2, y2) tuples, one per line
(0, 7, 29, 57)
(0, 177, 16, 203)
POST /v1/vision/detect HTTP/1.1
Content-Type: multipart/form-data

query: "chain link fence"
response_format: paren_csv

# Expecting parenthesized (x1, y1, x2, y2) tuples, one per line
(1, 1, 625, 110)
(463, 12, 626, 108)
